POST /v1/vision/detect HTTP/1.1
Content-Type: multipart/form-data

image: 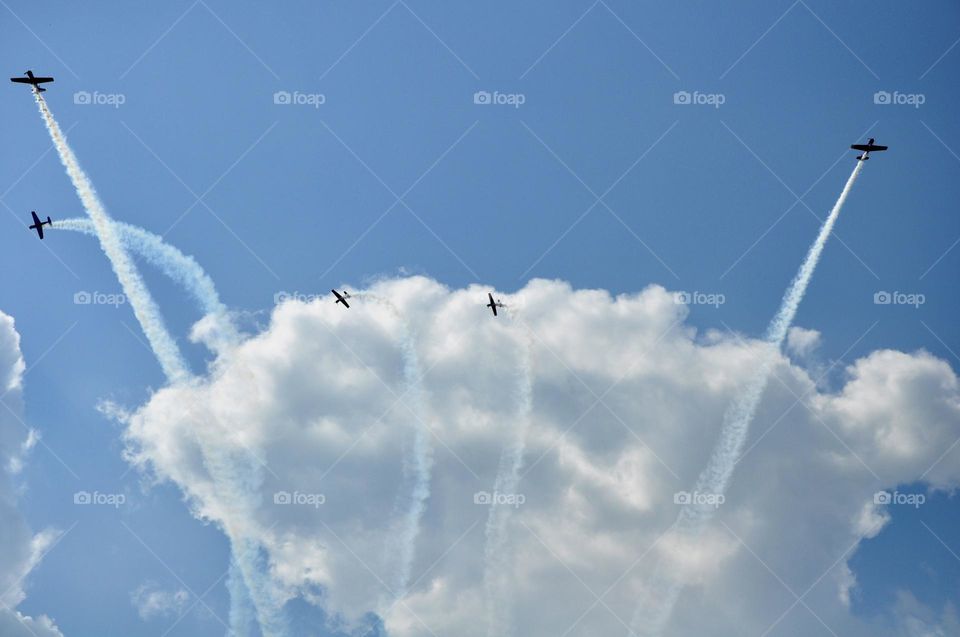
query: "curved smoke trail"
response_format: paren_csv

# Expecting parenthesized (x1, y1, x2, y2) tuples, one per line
(32, 92, 190, 383)
(631, 160, 865, 635)
(52, 218, 240, 351)
(484, 307, 534, 637)
(55, 219, 275, 632)
(355, 293, 434, 606)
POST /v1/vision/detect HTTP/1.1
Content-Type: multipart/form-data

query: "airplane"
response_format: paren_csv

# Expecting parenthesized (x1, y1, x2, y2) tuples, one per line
(850, 138, 888, 161)
(10, 70, 54, 92)
(486, 292, 505, 317)
(28, 211, 52, 239)
(332, 289, 350, 308)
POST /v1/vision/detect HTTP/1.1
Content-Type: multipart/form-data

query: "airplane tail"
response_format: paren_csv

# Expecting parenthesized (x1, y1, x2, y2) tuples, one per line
(46, 216, 52, 225)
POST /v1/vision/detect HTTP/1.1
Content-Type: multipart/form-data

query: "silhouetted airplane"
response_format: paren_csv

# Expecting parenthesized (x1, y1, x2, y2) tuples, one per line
(28, 211, 52, 239)
(10, 70, 54, 92)
(851, 138, 887, 161)
(486, 292, 505, 317)
(332, 290, 350, 308)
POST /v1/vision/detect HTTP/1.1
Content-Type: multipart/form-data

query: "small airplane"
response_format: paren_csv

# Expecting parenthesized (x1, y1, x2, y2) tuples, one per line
(486, 292, 505, 317)
(332, 290, 351, 308)
(28, 211, 52, 239)
(850, 138, 888, 161)
(10, 70, 54, 92)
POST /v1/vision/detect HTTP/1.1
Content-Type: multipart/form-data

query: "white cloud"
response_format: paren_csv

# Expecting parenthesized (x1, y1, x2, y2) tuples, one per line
(130, 581, 190, 620)
(787, 326, 822, 358)
(117, 276, 960, 637)
(0, 311, 64, 636)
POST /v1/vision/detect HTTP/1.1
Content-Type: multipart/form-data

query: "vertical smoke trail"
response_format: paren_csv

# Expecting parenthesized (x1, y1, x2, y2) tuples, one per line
(483, 309, 533, 637)
(52, 218, 240, 351)
(355, 293, 434, 605)
(32, 92, 190, 383)
(631, 160, 865, 635)
(227, 558, 259, 637)
(187, 391, 289, 637)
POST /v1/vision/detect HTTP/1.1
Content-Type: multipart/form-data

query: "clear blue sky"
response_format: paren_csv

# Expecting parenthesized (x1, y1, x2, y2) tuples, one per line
(1, 1, 957, 635)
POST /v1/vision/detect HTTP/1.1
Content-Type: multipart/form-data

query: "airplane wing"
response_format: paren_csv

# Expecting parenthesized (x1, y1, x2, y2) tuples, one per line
(36, 225, 44, 239)
(31, 211, 41, 225)
(491, 303, 497, 316)
(851, 144, 887, 152)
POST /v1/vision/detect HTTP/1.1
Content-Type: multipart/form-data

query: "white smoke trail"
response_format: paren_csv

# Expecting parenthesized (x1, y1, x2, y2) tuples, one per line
(355, 293, 434, 606)
(227, 557, 259, 637)
(32, 95, 281, 632)
(32, 92, 190, 383)
(52, 218, 240, 351)
(183, 390, 289, 636)
(631, 160, 864, 635)
(483, 308, 533, 637)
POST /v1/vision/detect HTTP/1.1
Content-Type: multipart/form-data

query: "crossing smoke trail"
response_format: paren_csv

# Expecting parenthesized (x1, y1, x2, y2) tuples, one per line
(33, 95, 285, 632)
(56, 217, 276, 633)
(176, 395, 290, 636)
(354, 293, 434, 607)
(53, 219, 268, 637)
(32, 91, 190, 383)
(53, 218, 240, 352)
(631, 160, 865, 635)
(483, 307, 533, 637)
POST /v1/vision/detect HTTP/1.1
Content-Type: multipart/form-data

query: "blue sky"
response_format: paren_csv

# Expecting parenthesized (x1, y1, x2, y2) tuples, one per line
(0, 1, 958, 636)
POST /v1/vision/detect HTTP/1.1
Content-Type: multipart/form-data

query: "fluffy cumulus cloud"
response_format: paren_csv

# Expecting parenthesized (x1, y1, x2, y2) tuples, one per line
(117, 276, 960, 637)
(0, 311, 64, 637)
